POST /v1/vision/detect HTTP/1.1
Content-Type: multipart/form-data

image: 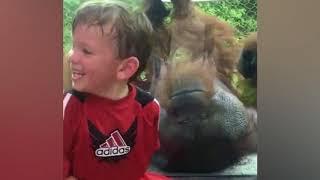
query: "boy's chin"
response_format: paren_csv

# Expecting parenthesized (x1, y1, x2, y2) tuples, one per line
(72, 83, 87, 92)
(72, 83, 98, 95)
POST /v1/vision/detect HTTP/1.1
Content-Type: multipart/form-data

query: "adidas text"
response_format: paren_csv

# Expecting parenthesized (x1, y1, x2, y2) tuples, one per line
(95, 146, 130, 157)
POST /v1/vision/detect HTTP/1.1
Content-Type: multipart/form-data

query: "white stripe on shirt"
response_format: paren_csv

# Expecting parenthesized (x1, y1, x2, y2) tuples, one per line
(63, 93, 72, 119)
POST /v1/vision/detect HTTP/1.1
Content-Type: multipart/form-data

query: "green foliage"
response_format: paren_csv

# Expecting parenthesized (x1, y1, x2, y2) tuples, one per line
(196, 0, 257, 38)
(118, 0, 144, 10)
(231, 73, 256, 107)
(64, 0, 82, 53)
(64, 0, 257, 51)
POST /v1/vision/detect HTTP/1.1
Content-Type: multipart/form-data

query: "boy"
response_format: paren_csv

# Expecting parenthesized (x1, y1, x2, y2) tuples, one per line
(63, 1, 166, 179)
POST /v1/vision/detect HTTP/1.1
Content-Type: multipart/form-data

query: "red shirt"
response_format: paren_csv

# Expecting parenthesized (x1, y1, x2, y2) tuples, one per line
(63, 84, 161, 180)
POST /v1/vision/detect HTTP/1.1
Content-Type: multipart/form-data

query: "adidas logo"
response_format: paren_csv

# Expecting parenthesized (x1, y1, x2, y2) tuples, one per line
(95, 130, 131, 157)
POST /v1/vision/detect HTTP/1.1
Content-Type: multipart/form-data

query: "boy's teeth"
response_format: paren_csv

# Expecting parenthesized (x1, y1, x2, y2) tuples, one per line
(72, 72, 84, 80)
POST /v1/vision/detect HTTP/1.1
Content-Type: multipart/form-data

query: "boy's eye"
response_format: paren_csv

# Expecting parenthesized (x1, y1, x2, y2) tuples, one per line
(83, 48, 92, 55)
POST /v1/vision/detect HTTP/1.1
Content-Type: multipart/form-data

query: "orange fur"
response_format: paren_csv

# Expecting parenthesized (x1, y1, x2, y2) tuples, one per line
(164, 0, 241, 95)
(241, 32, 257, 51)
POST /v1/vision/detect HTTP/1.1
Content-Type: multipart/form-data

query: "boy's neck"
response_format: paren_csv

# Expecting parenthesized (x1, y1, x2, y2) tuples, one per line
(94, 82, 129, 101)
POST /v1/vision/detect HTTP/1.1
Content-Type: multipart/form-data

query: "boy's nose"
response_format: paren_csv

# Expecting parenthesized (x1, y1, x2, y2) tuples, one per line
(69, 50, 80, 64)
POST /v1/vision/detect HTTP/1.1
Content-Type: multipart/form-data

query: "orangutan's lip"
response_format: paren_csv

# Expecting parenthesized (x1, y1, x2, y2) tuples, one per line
(170, 89, 206, 99)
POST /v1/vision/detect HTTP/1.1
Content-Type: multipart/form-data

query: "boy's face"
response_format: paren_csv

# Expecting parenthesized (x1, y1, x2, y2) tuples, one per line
(69, 24, 122, 94)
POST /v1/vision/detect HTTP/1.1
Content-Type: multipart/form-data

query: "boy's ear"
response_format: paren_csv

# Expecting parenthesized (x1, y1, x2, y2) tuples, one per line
(117, 56, 139, 80)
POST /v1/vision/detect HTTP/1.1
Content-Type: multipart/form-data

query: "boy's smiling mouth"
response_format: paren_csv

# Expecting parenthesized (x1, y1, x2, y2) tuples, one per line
(72, 70, 85, 81)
